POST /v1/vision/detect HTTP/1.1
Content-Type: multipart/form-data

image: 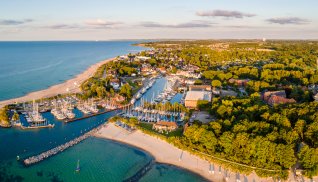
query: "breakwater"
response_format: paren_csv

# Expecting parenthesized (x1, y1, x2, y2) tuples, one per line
(123, 159, 155, 182)
(23, 123, 106, 166)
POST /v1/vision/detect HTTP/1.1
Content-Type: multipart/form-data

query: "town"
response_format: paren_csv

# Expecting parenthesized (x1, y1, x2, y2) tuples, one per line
(1, 40, 318, 181)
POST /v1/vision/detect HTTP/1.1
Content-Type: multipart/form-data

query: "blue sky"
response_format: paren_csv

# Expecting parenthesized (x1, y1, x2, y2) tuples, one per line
(0, 0, 317, 40)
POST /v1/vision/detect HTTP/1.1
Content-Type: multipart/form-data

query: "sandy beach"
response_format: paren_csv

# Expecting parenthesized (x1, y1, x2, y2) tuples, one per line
(0, 57, 115, 108)
(94, 123, 275, 182)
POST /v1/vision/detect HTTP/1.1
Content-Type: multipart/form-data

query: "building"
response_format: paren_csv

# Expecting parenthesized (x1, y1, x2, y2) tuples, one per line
(158, 67, 166, 74)
(267, 95, 296, 106)
(136, 56, 151, 61)
(110, 79, 121, 90)
(189, 85, 211, 91)
(175, 70, 201, 79)
(262, 90, 296, 106)
(184, 91, 212, 108)
(118, 55, 128, 60)
(153, 121, 178, 132)
(262, 90, 286, 102)
(229, 78, 250, 87)
(114, 95, 125, 103)
(185, 79, 196, 85)
(314, 93, 318, 102)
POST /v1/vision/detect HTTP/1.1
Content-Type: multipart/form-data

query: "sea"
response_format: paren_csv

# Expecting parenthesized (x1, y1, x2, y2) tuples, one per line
(0, 41, 207, 182)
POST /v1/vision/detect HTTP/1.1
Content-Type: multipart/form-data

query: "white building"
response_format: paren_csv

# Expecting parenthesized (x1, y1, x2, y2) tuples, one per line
(184, 91, 212, 108)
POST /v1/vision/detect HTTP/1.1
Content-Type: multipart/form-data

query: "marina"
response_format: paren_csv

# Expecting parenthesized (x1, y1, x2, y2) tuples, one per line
(124, 76, 185, 124)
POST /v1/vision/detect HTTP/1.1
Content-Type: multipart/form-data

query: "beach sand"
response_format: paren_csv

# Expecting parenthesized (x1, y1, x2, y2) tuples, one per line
(0, 57, 115, 108)
(94, 123, 272, 182)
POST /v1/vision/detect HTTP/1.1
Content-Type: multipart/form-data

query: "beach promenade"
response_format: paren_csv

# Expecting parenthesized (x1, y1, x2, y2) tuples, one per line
(0, 57, 115, 108)
(94, 123, 273, 182)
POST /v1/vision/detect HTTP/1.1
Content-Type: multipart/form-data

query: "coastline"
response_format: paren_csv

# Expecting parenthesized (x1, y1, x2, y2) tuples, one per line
(99, 138, 210, 182)
(0, 57, 115, 108)
(94, 123, 263, 182)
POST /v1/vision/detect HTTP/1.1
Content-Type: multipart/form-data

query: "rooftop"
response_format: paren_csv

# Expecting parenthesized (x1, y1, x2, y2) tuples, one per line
(189, 85, 211, 91)
(154, 121, 178, 127)
(185, 91, 212, 101)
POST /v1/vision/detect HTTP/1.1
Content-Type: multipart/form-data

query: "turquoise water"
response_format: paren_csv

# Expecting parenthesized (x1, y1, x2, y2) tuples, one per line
(0, 41, 145, 101)
(2, 138, 152, 182)
(140, 164, 207, 182)
(0, 41, 207, 182)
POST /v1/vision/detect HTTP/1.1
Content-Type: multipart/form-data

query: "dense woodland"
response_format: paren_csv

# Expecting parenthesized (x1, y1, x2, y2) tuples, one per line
(141, 40, 318, 179)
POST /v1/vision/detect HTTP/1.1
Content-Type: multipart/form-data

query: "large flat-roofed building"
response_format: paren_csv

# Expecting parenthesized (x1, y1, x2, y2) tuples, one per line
(185, 91, 212, 108)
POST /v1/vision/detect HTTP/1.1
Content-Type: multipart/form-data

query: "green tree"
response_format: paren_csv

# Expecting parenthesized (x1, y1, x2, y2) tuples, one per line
(298, 145, 318, 178)
(211, 80, 222, 88)
(120, 84, 132, 99)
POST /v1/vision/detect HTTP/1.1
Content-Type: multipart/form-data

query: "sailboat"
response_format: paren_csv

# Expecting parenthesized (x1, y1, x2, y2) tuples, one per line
(75, 159, 80, 172)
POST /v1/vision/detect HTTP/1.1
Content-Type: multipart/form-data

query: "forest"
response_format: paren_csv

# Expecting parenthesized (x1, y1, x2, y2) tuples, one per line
(141, 40, 318, 179)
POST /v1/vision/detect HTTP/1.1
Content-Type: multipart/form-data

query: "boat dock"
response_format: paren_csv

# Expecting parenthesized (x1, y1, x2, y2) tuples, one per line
(20, 124, 54, 130)
(23, 123, 106, 166)
(64, 108, 118, 123)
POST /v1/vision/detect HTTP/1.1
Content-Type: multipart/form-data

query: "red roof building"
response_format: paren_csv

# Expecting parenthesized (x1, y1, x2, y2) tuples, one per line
(153, 121, 178, 132)
(267, 95, 296, 106)
(262, 90, 286, 102)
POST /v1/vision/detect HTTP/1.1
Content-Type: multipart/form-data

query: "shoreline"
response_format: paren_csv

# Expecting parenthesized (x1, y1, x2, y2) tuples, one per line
(0, 57, 116, 108)
(94, 123, 264, 182)
(98, 137, 210, 181)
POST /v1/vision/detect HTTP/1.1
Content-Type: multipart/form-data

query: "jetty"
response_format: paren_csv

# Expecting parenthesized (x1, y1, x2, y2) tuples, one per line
(65, 108, 117, 123)
(23, 123, 106, 166)
(21, 124, 54, 130)
(123, 159, 155, 182)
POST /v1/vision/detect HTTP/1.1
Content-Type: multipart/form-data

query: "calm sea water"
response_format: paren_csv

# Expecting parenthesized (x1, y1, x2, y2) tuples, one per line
(0, 42, 206, 182)
(0, 41, 145, 101)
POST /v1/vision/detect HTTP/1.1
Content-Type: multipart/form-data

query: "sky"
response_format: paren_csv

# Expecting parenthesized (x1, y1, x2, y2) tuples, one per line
(0, 0, 317, 40)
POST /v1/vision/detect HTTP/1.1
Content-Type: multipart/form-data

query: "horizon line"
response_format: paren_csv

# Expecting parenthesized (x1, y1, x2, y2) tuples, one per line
(1, 38, 318, 42)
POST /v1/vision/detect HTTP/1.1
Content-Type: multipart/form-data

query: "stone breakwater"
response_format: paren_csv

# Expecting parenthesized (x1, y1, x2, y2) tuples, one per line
(23, 123, 106, 166)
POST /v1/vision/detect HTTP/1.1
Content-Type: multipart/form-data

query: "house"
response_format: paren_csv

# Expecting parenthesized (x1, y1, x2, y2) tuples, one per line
(229, 78, 250, 87)
(110, 79, 121, 90)
(136, 56, 151, 61)
(118, 55, 128, 61)
(262, 90, 296, 106)
(189, 85, 211, 91)
(176, 70, 201, 78)
(314, 93, 318, 102)
(106, 70, 117, 78)
(147, 50, 156, 57)
(184, 91, 212, 108)
(153, 121, 178, 132)
(262, 90, 286, 102)
(115, 95, 125, 103)
(267, 95, 296, 106)
(158, 67, 166, 74)
(185, 79, 196, 85)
